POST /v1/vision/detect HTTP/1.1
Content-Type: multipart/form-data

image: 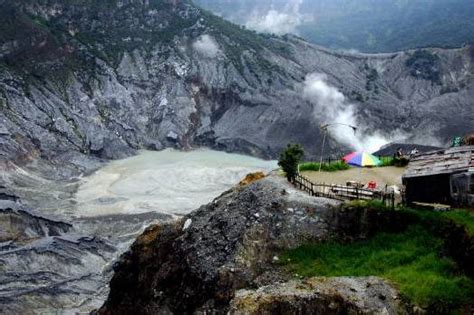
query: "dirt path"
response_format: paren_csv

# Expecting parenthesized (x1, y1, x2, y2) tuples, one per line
(302, 166, 406, 188)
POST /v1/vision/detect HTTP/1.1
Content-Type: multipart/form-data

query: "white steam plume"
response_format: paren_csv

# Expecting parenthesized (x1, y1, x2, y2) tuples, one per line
(303, 73, 393, 153)
(193, 35, 220, 58)
(245, 0, 306, 35)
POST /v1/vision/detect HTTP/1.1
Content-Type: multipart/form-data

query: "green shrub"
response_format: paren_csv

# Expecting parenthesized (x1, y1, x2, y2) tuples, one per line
(406, 207, 474, 237)
(405, 50, 441, 84)
(346, 199, 389, 210)
(394, 157, 410, 167)
(352, 201, 474, 236)
(367, 68, 379, 82)
(378, 156, 395, 167)
(299, 161, 350, 172)
(365, 68, 379, 91)
(278, 144, 304, 181)
(442, 210, 474, 236)
(300, 157, 397, 171)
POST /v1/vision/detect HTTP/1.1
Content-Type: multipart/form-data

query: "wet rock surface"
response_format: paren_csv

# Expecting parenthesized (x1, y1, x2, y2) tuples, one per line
(0, 203, 71, 242)
(99, 175, 407, 314)
(0, 158, 173, 313)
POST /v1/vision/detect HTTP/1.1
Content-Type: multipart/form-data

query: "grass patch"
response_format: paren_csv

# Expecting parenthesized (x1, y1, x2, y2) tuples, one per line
(378, 156, 395, 167)
(372, 156, 402, 167)
(441, 210, 474, 236)
(280, 226, 474, 309)
(346, 199, 390, 210)
(299, 157, 399, 171)
(349, 200, 474, 236)
(299, 161, 350, 172)
(410, 208, 474, 237)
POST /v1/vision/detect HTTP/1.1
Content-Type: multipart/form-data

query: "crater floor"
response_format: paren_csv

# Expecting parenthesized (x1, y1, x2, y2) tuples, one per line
(0, 149, 276, 313)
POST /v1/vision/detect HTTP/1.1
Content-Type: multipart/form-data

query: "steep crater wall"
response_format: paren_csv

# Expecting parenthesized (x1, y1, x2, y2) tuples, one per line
(1, 0, 473, 164)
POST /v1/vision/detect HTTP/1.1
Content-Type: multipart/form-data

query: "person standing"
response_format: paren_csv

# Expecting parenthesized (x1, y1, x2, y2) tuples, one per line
(410, 147, 419, 157)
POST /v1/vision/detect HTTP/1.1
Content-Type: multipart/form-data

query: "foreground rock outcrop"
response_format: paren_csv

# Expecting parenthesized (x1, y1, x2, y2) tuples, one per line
(99, 175, 409, 314)
(229, 277, 403, 315)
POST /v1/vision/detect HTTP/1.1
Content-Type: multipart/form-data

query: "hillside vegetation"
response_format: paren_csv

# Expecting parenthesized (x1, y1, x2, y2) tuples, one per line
(196, 0, 474, 53)
(1, 0, 473, 164)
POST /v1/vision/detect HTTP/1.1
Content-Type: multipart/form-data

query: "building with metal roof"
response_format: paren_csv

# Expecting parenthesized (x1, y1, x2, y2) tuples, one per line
(402, 145, 474, 207)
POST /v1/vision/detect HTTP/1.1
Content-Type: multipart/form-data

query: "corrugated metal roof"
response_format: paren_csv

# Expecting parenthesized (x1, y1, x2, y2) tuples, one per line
(403, 145, 474, 178)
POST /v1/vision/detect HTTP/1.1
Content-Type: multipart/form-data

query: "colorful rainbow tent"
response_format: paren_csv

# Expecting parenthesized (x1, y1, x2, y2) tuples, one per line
(342, 152, 381, 167)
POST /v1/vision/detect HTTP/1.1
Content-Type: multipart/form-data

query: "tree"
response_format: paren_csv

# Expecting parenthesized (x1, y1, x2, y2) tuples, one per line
(278, 143, 304, 181)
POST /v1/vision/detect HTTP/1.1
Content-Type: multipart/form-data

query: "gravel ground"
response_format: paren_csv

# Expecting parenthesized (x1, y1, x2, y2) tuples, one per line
(302, 166, 406, 188)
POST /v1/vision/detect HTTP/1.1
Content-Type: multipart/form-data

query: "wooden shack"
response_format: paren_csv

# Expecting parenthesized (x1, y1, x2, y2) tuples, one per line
(402, 146, 474, 207)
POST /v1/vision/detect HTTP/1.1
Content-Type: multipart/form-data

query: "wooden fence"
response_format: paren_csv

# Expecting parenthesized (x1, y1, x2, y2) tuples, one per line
(291, 172, 396, 209)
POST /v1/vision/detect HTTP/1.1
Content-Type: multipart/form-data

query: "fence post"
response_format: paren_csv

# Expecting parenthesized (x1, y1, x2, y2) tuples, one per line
(383, 185, 387, 205)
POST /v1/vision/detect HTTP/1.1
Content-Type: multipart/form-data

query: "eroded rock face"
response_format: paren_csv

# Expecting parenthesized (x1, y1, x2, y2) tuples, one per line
(0, 203, 71, 242)
(1, 0, 473, 164)
(99, 175, 407, 314)
(0, 159, 173, 313)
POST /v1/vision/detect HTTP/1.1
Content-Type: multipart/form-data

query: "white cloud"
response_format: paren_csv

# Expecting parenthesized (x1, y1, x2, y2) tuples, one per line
(303, 73, 391, 153)
(245, 0, 305, 35)
(193, 35, 220, 58)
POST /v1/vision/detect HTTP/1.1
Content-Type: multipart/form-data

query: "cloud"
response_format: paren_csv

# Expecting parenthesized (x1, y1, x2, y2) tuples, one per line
(193, 35, 220, 58)
(245, 0, 305, 35)
(303, 73, 392, 153)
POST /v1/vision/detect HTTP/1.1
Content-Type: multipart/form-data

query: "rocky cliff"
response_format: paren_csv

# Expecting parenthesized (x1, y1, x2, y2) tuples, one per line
(1, 0, 473, 164)
(98, 174, 412, 314)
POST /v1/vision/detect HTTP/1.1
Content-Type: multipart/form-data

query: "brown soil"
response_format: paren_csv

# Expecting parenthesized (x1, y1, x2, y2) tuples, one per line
(239, 172, 266, 186)
(302, 166, 406, 188)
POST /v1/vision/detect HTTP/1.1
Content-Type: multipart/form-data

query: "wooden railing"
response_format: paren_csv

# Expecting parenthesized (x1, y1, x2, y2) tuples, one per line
(291, 172, 395, 209)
